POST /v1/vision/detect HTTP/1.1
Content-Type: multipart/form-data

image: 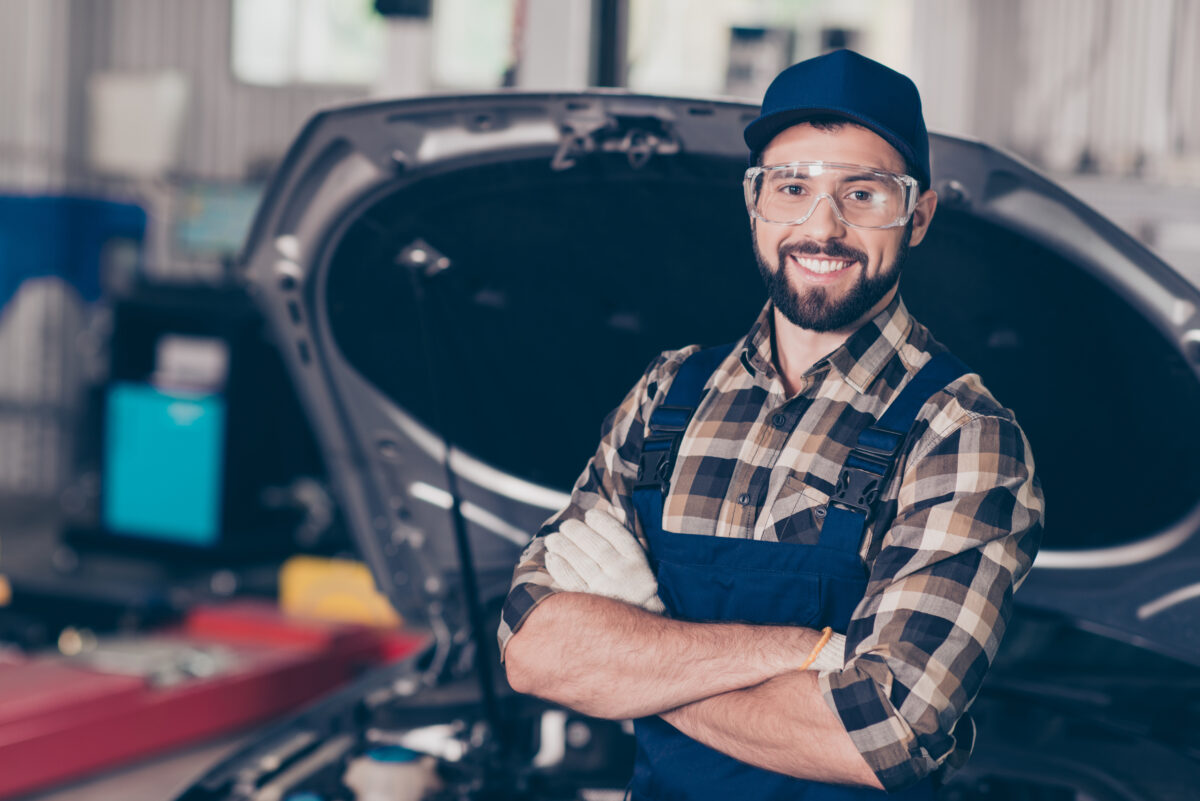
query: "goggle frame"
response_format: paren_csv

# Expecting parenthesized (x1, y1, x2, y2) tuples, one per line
(743, 161, 921, 230)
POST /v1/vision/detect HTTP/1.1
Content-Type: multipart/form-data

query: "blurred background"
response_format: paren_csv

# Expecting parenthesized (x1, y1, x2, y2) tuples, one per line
(2, 0, 1199, 536)
(0, 0, 1198, 797)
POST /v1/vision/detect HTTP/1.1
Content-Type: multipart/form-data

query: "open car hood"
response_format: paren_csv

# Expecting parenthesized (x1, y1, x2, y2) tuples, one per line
(240, 90, 1200, 674)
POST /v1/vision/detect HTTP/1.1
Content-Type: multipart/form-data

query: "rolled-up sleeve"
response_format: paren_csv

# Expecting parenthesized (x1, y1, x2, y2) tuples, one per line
(818, 411, 1044, 791)
(497, 348, 691, 660)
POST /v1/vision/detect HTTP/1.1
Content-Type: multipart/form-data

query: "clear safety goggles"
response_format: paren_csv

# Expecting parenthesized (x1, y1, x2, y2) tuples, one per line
(743, 161, 920, 229)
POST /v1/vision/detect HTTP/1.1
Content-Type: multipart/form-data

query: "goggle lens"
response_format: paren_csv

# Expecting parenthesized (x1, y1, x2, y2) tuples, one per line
(744, 163, 918, 229)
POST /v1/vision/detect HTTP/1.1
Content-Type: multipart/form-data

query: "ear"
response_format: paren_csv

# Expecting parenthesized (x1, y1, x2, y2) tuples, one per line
(908, 189, 938, 247)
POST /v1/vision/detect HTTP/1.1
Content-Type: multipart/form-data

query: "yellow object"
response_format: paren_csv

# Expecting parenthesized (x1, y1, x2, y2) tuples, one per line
(279, 555, 402, 627)
(798, 626, 833, 671)
(0, 574, 10, 607)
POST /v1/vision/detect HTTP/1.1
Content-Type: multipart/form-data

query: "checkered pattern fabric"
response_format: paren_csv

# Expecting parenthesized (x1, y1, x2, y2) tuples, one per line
(499, 294, 1044, 790)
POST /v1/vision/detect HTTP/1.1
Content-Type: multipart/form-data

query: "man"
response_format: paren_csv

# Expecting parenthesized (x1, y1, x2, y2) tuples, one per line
(498, 49, 1043, 799)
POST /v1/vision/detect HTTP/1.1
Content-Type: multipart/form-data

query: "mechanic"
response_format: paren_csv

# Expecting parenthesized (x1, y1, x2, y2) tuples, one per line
(499, 49, 1044, 799)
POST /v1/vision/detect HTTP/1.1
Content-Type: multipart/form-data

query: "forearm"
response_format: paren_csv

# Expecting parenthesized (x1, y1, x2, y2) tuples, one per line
(503, 591, 818, 719)
(661, 670, 883, 789)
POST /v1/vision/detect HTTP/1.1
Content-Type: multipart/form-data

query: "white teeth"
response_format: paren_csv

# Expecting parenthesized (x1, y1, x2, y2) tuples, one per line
(793, 255, 852, 274)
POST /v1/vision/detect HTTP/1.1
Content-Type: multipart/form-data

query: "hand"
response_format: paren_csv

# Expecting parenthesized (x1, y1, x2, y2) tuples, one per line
(543, 508, 667, 614)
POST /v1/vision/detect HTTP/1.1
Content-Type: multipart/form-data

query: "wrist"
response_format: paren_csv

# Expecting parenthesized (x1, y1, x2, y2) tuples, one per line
(799, 629, 845, 672)
(797, 627, 833, 670)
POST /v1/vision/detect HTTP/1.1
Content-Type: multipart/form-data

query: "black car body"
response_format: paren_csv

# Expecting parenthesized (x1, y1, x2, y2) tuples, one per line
(177, 91, 1200, 801)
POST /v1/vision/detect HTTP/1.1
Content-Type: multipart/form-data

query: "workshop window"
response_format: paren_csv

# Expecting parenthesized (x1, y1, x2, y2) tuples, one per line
(625, 0, 908, 99)
(231, 0, 385, 87)
(431, 0, 518, 88)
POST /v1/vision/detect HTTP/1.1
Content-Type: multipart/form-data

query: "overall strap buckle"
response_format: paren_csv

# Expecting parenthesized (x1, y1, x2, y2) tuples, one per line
(830, 425, 904, 520)
(832, 466, 885, 517)
(635, 434, 681, 491)
(820, 352, 971, 552)
(634, 401, 705, 493)
(632, 348, 735, 499)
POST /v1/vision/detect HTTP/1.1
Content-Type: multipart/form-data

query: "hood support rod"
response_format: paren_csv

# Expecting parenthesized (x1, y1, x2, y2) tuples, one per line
(399, 242, 506, 754)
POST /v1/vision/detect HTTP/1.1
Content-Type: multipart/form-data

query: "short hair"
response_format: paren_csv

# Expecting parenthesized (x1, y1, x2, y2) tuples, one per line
(753, 115, 928, 193)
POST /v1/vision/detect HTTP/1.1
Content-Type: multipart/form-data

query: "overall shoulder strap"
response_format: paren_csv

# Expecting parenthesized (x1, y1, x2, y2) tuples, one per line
(820, 351, 972, 552)
(632, 344, 736, 537)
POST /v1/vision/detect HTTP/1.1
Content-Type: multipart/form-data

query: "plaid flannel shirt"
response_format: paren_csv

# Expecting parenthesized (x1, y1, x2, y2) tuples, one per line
(499, 294, 1044, 791)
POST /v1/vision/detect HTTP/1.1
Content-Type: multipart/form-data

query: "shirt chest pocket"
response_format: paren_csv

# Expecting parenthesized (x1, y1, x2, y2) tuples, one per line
(761, 474, 829, 545)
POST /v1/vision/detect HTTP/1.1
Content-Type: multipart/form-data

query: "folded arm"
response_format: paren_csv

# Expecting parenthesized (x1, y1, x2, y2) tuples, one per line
(503, 506, 869, 780)
(662, 671, 884, 789)
(503, 590, 822, 720)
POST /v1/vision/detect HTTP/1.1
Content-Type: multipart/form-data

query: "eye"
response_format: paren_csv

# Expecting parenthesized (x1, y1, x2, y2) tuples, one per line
(843, 186, 887, 206)
(778, 183, 807, 196)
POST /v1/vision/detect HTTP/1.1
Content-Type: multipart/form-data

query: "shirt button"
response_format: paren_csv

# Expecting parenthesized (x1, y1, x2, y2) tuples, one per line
(814, 506, 827, 519)
(772, 413, 788, 429)
(737, 493, 751, 506)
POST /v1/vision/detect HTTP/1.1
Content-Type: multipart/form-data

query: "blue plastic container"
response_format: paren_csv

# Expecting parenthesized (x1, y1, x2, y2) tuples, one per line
(0, 194, 147, 313)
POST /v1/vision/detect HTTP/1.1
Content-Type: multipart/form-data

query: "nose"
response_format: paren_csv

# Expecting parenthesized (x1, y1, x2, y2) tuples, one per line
(799, 193, 847, 239)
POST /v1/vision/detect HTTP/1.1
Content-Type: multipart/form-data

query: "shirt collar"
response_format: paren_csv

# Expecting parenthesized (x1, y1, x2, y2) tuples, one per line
(739, 293, 913, 396)
(827, 294, 913, 393)
(740, 303, 779, 381)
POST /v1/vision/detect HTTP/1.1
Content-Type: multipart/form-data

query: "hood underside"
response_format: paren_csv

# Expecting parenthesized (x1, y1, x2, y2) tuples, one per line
(241, 91, 1200, 670)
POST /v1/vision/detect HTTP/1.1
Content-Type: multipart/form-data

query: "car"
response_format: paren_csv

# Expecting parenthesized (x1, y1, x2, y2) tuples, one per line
(176, 89, 1200, 801)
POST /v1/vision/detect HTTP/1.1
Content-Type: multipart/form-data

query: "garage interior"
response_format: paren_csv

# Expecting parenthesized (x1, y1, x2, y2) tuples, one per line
(2, 2, 1200, 800)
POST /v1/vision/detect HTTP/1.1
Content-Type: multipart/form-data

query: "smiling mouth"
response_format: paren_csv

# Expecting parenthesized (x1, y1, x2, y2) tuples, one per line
(790, 254, 856, 275)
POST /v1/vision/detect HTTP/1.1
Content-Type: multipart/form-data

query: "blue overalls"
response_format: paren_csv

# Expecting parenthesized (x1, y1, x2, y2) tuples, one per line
(629, 345, 968, 801)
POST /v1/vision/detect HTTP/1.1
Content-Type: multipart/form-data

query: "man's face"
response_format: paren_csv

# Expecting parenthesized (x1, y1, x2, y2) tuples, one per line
(751, 122, 937, 333)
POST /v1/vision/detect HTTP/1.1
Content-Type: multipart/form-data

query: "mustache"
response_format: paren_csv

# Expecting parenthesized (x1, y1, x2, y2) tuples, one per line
(778, 239, 868, 266)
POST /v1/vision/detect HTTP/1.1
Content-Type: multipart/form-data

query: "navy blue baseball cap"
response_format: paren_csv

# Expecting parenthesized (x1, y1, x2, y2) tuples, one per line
(743, 49, 930, 188)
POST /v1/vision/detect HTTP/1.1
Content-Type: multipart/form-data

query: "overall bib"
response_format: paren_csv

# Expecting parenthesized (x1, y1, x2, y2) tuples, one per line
(629, 345, 968, 801)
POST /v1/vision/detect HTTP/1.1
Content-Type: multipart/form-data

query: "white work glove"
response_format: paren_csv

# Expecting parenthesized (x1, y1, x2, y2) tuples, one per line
(542, 508, 667, 615)
(806, 632, 847, 672)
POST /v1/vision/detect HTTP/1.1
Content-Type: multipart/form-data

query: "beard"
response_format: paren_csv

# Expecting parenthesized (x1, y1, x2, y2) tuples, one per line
(754, 223, 912, 332)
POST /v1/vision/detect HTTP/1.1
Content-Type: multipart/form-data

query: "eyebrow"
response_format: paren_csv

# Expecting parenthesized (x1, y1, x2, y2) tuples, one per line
(765, 169, 887, 183)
